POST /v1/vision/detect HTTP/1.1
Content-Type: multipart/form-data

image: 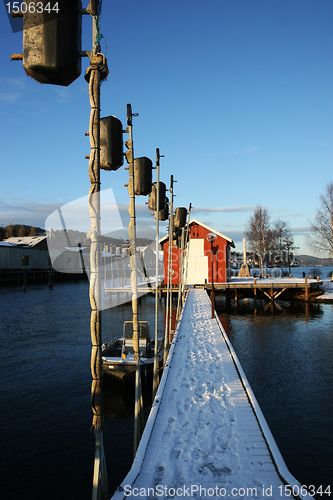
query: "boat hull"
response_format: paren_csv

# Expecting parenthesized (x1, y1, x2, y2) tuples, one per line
(102, 352, 163, 381)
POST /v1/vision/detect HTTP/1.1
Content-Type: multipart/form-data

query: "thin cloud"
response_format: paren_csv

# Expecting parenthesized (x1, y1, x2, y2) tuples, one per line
(0, 198, 64, 228)
(245, 146, 260, 153)
(290, 226, 311, 236)
(235, 146, 260, 155)
(0, 77, 27, 103)
(192, 206, 256, 214)
(53, 88, 72, 103)
(0, 92, 24, 103)
(0, 198, 163, 234)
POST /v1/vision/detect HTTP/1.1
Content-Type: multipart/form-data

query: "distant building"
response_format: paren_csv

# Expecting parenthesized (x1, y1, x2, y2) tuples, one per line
(160, 219, 235, 285)
(3, 235, 48, 249)
(0, 235, 51, 271)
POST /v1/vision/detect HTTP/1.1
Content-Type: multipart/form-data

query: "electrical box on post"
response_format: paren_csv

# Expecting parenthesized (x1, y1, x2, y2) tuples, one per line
(173, 227, 182, 248)
(22, 0, 82, 86)
(100, 116, 123, 171)
(173, 227, 182, 240)
(134, 157, 152, 196)
(155, 197, 169, 221)
(148, 182, 166, 211)
(174, 207, 187, 228)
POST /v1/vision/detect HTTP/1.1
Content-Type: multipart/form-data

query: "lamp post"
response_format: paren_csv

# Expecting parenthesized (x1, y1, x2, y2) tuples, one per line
(206, 232, 217, 318)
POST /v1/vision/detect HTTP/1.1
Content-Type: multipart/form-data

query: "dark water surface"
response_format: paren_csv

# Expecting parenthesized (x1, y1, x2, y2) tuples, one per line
(1, 282, 164, 500)
(216, 288, 333, 496)
(1, 273, 332, 499)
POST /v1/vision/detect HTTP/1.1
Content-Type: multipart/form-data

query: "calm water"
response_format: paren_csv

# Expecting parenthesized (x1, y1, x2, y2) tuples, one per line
(216, 266, 333, 497)
(1, 282, 165, 500)
(1, 269, 332, 499)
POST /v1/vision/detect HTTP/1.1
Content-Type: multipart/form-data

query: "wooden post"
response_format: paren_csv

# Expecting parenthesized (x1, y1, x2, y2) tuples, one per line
(210, 240, 215, 318)
(152, 149, 161, 399)
(125, 104, 144, 456)
(164, 176, 174, 364)
(85, 11, 109, 493)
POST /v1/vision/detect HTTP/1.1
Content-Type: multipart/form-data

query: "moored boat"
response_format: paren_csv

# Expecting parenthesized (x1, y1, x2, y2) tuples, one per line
(102, 321, 164, 380)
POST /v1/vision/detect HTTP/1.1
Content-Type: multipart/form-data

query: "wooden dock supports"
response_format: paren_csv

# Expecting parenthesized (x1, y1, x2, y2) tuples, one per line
(305, 277, 309, 301)
(204, 277, 322, 305)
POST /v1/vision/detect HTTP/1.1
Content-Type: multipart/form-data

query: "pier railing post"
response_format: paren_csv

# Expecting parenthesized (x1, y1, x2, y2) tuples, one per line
(125, 104, 144, 455)
(211, 240, 215, 318)
(164, 175, 174, 364)
(176, 226, 185, 322)
(206, 232, 217, 318)
(86, 50, 109, 500)
(153, 148, 163, 400)
(85, 4, 110, 497)
(183, 203, 192, 305)
(305, 277, 309, 301)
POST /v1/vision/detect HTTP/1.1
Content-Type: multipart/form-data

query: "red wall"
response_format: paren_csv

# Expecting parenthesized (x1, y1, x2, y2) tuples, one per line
(162, 222, 230, 285)
(189, 223, 228, 283)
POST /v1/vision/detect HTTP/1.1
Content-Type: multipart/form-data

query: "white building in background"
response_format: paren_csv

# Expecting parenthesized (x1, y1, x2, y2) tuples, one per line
(0, 236, 51, 271)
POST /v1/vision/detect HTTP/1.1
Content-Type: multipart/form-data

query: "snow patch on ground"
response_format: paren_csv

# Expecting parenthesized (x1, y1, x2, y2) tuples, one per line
(317, 279, 333, 301)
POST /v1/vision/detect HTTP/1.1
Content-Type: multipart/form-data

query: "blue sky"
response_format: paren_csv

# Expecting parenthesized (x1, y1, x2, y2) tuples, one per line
(0, 0, 332, 256)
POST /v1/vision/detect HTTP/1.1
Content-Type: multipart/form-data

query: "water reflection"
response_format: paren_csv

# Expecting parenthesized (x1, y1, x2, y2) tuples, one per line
(103, 373, 154, 421)
(216, 294, 325, 321)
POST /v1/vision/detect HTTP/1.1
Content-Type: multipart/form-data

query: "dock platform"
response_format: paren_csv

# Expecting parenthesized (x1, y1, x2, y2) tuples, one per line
(111, 289, 310, 499)
(156, 277, 323, 302)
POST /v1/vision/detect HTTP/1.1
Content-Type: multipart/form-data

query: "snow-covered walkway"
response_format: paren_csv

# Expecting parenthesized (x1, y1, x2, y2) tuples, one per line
(111, 289, 310, 500)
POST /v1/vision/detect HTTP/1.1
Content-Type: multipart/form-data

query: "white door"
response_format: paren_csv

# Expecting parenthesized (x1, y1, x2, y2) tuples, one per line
(186, 239, 208, 285)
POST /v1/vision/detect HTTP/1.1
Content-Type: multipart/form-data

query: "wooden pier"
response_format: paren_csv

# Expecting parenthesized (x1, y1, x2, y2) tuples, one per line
(105, 274, 324, 303)
(205, 277, 323, 302)
(111, 289, 310, 499)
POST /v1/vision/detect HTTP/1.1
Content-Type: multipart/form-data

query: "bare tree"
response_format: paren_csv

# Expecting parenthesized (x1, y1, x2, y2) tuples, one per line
(308, 183, 333, 276)
(245, 206, 272, 278)
(283, 232, 298, 275)
(272, 220, 297, 274)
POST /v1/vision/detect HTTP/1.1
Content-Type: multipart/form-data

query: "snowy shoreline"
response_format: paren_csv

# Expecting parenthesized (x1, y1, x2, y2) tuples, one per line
(315, 279, 333, 302)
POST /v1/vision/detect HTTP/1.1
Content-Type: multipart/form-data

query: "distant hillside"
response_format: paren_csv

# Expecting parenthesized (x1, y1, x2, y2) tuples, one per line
(297, 255, 332, 267)
(0, 225, 153, 248)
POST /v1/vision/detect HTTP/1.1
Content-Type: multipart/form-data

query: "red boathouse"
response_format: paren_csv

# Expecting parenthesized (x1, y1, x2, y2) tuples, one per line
(160, 219, 235, 286)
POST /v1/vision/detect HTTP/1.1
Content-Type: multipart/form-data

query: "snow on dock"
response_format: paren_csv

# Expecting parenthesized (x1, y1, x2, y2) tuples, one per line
(111, 289, 311, 500)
